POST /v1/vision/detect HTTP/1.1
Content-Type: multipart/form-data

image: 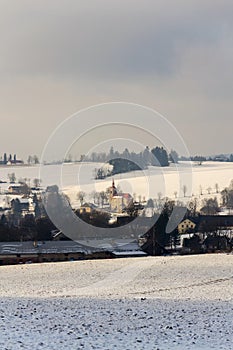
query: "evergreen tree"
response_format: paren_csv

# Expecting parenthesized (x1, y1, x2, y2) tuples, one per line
(169, 150, 179, 163)
(151, 147, 169, 167)
(143, 146, 151, 166)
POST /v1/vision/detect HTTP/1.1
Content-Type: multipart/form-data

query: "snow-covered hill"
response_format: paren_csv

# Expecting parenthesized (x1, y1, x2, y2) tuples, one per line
(1, 161, 232, 208)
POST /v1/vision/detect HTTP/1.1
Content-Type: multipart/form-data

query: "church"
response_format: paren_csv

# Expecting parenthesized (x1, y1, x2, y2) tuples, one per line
(108, 179, 133, 213)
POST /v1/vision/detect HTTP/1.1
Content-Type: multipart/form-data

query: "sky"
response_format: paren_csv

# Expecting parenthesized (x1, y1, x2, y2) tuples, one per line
(0, 0, 233, 161)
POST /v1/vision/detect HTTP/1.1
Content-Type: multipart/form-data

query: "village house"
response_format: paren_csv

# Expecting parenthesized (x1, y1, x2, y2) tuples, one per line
(8, 184, 29, 195)
(11, 197, 30, 216)
(9, 197, 31, 226)
(178, 215, 233, 235)
(178, 218, 197, 234)
(79, 202, 98, 214)
(181, 215, 233, 253)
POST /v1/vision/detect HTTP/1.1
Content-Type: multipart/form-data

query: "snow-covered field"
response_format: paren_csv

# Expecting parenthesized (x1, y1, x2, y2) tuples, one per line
(0, 254, 232, 349)
(0, 161, 233, 208)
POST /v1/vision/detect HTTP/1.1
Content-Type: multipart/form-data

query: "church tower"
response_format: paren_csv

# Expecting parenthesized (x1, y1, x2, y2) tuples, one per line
(109, 179, 117, 200)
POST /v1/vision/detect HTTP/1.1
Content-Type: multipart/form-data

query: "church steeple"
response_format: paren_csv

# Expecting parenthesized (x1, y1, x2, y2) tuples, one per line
(109, 178, 117, 199)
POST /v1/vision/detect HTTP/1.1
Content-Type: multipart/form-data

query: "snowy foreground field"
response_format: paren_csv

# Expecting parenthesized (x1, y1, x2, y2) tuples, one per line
(0, 254, 232, 350)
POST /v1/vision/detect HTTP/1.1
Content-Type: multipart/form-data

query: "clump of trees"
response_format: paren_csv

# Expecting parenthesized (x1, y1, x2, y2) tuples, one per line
(200, 197, 219, 215)
(221, 180, 233, 210)
(0, 153, 22, 165)
(0, 193, 55, 242)
(151, 147, 169, 167)
(140, 200, 180, 255)
(191, 155, 207, 165)
(8, 173, 16, 183)
(169, 150, 179, 163)
(75, 210, 110, 228)
(109, 158, 142, 175)
(27, 155, 39, 164)
(95, 146, 174, 179)
(77, 191, 86, 206)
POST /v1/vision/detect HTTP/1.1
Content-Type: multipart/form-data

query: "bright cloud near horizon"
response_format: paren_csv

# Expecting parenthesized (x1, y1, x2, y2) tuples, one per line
(0, 0, 233, 160)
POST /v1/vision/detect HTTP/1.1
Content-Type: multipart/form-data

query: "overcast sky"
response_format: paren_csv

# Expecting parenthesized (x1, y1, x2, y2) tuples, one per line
(0, 0, 233, 160)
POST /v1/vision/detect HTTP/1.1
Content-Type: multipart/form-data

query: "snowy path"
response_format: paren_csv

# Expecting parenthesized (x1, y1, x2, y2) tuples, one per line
(0, 254, 232, 349)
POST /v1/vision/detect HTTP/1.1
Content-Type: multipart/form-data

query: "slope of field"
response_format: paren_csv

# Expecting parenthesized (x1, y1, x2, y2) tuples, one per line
(1, 161, 232, 209)
(0, 254, 232, 349)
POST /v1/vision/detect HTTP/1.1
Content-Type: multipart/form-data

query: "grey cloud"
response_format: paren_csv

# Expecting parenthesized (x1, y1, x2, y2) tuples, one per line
(1, 0, 232, 81)
(0, 0, 233, 158)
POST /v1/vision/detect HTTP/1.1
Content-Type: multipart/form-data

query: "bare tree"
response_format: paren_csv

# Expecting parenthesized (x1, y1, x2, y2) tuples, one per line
(199, 185, 203, 196)
(188, 198, 198, 216)
(229, 179, 233, 190)
(33, 155, 39, 164)
(207, 187, 212, 195)
(182, 185, 187, 197)
(221, 188, 229, 206)
(100, 191, 107, 208)
(215, 183, 219, 194)
(18, 177, 26, 184)
(174, 191, 178, 199)
(27, 155, 33, 165)
(95, 192, 101, 206)
(33, 178, 41, 188)
(28, 155, 39, 164)
(201, 197, 219, 215)
(8, 173, 16, 183)
(89, 191, 97, 203)
(77, 191, 85, 206)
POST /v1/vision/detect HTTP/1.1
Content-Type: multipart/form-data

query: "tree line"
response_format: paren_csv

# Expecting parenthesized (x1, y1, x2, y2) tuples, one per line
(0, 153, 40, 165)
(94, 146, 178, 179)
